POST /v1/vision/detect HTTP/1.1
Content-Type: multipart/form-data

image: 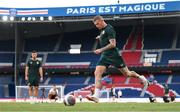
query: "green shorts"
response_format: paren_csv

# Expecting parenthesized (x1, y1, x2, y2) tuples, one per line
(28, 77, 39, 86)
(97, 55, 126, 68)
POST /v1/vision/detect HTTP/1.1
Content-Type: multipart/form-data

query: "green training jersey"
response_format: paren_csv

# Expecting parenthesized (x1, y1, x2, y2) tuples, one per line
(27, 59, 42, 79)
(99, 24, 119, 57)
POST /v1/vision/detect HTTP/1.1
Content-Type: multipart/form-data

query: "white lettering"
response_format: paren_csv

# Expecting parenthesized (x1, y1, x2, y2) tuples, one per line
(104, 7, 111, 13)
(66, 8, 73, 14)
(90, 7, 96, 13)
(141, 5, 144, 11)
(127, 6, 133, 12)
(80, 8, 86, 14)
(119, 6, 126, 12)
(159, 3, 165, 10)
(134, 5, 140, 11)
(152, 4, 159, 10)
(72, 9, 79, 14)
(99, 7, 104, 13)
(66, 7, 96, 15)
(111, 6, 117, 12)
(99, 6, 117, 13)
(144, 4, 151, 11)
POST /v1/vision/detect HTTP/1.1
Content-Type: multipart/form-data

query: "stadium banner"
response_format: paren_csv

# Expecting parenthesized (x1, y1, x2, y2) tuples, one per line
(0, 1, 179, 17)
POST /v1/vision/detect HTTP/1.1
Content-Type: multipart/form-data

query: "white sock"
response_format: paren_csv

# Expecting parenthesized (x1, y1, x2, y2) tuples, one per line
(139, 75, 147, 82)
(93, 88, 100, 98)
(29, 96, 34, 103)
(34, 96, 37, 102)
(30, 96, 33, 100)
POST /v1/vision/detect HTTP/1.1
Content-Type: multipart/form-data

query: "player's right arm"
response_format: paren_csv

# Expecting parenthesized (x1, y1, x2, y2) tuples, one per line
(25, 60, 30, 81)
(25, 66, 29, 81)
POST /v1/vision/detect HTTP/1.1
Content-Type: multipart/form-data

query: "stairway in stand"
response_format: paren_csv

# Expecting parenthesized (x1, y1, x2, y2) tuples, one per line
(122, 25, 144, 66)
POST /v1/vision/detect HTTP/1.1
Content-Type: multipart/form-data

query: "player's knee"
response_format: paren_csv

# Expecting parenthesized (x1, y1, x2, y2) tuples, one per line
(34, 87, 38, 90)
(131, 71, 136, 74)
(123, 71, 131, 77)
(125, 71, 137, 77)
(94, 71, 103, 77)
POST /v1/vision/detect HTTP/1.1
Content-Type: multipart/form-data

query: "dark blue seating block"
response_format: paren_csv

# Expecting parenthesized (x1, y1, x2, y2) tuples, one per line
(24, 36, 58, 51)
(46, 53, 99, 65)
(144, 25, 175, 49)
(171, 74, 180, 83)
(0, 40, 15, 51)
(154, 74, 169, 83)
(161, 51, 180, 64)
(0, 53, 14, 63)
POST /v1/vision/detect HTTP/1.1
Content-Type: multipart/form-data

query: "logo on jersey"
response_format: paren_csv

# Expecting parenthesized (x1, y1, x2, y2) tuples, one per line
(37, 61, 39, 65)
(99, 30, 105, 39)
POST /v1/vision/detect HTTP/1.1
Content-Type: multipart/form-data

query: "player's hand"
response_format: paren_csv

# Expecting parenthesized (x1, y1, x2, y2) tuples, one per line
(40, 77, 43, 82)
(96, 36, 100, 40)
(94, 49, 102, 54)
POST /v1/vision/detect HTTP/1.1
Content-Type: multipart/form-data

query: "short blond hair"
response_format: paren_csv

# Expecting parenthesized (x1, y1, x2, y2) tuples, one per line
(93, 15, 104, 23)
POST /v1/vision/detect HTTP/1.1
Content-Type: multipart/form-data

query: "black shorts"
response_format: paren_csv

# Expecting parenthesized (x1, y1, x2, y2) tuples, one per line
(97, 55, 126, 68)
(48, 94, 57, 99)
(28, 78, 39, 86)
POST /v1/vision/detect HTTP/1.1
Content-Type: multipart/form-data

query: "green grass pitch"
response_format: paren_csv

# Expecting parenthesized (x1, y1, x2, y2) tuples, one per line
(0, 102, 180, 112)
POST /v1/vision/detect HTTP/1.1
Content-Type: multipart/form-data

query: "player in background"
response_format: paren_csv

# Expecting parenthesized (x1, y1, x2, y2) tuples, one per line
(86, 15, 149, 103)
(48, 84, 59, 102)
(109, 85, 116, 102)
(25, 51, 43, 103)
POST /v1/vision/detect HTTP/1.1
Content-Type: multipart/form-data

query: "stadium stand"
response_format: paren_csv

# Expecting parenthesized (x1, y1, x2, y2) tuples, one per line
(24, 35, 59, 52)
(143, 24, 175, 49)
(161, 50, 180, 64)
(0, 40, 14, 51)
(59, 29, 97, 51)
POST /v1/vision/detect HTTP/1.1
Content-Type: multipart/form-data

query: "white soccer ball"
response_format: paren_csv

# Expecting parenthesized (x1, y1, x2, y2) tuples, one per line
(63, 95, 76, 106)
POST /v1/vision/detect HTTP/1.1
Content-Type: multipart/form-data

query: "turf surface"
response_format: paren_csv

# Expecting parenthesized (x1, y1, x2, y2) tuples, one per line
(0, 102, 180, 112)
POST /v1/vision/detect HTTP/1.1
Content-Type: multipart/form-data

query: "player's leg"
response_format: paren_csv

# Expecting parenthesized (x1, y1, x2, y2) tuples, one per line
(34, 86, 39, 102)
(86, 65, 106, 103)
(28, 86, 33, 100)
(94, 65, 106, 95)
(28, 78, 35, 103)
(118, 66, 149, 86)
(113, 56, 149, 86)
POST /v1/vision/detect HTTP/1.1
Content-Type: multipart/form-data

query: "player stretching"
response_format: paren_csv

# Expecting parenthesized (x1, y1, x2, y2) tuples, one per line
(25, 51, 43, 103)
(86, 15, 149, 103)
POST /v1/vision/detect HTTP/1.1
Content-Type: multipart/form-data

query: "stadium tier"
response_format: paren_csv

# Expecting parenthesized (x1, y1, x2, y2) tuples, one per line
(59, 29, 97, 51)
(24, 35, 59, 52)
(161, 50, 180, 65)
(143, 24, 176, 49)
(0, 40, 14, 52)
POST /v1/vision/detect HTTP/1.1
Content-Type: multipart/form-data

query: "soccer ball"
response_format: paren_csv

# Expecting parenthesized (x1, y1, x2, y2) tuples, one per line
(63, 95, 76, 106)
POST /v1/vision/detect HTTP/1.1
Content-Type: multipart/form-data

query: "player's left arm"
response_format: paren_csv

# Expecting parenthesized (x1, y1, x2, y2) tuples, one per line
(39, 61, 43, 80)
(100, 39, 116, 52)
(94, 39, 116, 54)
(94, 27, 116, 54)
(39, 67, 43, 79)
